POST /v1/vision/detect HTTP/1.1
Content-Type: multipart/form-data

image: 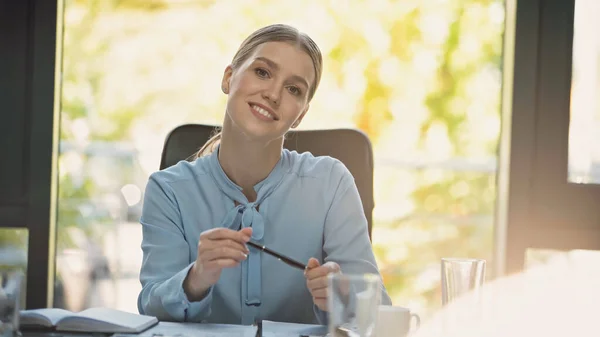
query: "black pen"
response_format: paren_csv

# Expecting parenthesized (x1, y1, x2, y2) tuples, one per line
(247, 240, 307, 270)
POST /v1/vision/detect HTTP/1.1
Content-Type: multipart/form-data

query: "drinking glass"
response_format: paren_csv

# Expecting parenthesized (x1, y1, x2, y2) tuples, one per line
(0, 270, 23, 337)
(441, 258, 486, 306)
(328, 273, 381, 337)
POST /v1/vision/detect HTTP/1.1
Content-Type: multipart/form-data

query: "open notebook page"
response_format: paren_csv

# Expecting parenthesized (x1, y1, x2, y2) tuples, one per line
(19, 308, 73, 327)
(56, 308, 157, 332)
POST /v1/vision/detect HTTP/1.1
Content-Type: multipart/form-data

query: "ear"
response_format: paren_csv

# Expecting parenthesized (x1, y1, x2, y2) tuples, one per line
(291, 105, 309, 129)
(221, 65, 233, 94)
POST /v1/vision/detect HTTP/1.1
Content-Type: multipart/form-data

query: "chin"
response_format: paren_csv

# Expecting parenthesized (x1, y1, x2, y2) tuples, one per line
(236, 120, 283, 142)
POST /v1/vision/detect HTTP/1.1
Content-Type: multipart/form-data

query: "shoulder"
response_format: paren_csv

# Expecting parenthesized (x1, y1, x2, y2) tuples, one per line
(147, 156, 210, 189)
(285, 150, 352, 183)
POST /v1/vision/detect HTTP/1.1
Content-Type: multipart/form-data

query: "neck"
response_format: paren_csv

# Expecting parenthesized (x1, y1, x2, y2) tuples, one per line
(218, 123, 283, 202)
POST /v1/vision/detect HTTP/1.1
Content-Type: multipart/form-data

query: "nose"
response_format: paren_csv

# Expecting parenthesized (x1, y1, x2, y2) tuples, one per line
(262, 83, 281, 106)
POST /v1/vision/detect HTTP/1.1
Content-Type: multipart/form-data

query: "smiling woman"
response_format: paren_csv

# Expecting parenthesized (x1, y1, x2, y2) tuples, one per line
(136, 23, 391, 325)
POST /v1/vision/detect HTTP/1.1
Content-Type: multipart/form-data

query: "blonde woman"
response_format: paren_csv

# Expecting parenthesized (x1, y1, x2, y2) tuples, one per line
(138, 24, 391, 325)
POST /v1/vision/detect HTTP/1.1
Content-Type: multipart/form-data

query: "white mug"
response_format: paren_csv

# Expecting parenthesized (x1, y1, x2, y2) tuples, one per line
(375, 305, 420, 337)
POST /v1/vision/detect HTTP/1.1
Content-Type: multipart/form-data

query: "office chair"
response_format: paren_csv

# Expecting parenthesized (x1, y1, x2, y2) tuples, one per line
(159, 124, 375, 239)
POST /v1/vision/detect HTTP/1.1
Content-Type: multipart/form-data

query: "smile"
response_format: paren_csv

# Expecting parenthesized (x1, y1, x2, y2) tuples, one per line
(250, 104, 277, 120)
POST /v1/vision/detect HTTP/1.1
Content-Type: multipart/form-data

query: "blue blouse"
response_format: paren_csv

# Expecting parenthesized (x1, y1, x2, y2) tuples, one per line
(137, 146, 391, 325)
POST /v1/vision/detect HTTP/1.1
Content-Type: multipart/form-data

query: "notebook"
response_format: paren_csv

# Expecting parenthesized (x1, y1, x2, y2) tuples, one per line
(18, 307, 158, 333)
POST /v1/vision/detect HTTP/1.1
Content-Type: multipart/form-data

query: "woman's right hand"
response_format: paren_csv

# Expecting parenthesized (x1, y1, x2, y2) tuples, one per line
(184, 227, 252, 301)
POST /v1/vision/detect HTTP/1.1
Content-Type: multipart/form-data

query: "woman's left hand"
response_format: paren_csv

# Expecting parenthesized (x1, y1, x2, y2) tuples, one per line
(304, 258, 341, 311)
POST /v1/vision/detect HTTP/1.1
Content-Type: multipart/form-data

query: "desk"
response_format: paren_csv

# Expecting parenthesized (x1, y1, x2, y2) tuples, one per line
(21, 320, 327, 337)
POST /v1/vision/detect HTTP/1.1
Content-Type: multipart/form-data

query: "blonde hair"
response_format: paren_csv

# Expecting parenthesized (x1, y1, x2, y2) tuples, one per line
(194, 24, 323, 158)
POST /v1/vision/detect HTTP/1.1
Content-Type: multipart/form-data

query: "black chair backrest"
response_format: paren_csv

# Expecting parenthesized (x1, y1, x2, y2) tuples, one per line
(159, 124, 375, 239)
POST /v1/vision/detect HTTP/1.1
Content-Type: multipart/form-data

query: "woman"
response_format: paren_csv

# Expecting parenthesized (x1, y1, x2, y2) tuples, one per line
(138, 23, 391, 325)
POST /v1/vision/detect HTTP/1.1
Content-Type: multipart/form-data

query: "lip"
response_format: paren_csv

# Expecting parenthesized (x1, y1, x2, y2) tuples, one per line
(248, 102, 279, 121)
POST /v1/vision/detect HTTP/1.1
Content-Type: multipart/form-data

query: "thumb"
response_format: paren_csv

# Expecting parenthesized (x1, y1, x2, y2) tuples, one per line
(240, 227, 253, 238)
(307, 258, 320, 269)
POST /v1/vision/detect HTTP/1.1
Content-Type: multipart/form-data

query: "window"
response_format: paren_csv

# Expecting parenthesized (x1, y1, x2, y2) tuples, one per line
(569, 0, 600, 184)
(0, 229, 27, 270)
(56, 0, 504, 316)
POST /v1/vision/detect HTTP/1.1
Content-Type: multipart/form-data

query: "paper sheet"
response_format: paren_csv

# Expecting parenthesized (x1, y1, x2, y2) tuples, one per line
(113, 321, 258, 337)
(261, 320, 328, 337)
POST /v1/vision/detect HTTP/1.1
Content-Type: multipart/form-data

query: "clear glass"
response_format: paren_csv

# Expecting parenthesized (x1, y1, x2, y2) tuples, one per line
(441, 258, 486, 305)
(0, 228, 27, 317)
(569, 0, 600, 184)
(328, 273, 381, 337)
(0, 270, 24, 337)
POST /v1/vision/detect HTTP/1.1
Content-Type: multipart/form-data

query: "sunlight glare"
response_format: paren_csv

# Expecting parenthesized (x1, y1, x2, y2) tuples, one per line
(120, 184, 142, 207)
(415, 252, 600, 337)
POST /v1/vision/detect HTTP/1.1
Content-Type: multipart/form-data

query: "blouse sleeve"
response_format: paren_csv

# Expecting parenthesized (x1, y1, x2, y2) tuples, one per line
(314, 161, 392, 323)
(137, 173, 213, 322)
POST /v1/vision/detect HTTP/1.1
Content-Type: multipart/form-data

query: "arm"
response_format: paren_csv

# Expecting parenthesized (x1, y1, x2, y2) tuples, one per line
(137, 173, 213, 322)
(314, 162, 392, 322)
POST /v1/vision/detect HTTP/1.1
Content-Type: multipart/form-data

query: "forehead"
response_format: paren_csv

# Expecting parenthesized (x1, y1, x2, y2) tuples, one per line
(248, 41, 315, 85)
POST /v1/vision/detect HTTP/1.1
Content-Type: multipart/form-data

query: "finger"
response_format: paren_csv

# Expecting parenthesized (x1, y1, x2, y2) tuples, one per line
(202, 228, 251, 243)
(304, 258, 320, 276)
(199, 239, 249, 254)
(202, 246, 248, 262)
(311, 287, 328, 299)
(307, 276, 329, 291)
(323, 262, 341, 273)
(205, 259, 240, 269)
(239, 227, 253, 238)
(220, 239, 250, 254)
(305, 265, 332, 280)
(306, 258, 320, 269)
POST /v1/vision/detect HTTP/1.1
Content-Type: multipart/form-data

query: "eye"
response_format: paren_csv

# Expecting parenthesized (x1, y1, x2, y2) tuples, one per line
(287, 86, 302, 96)
(255, 68, 269, 78)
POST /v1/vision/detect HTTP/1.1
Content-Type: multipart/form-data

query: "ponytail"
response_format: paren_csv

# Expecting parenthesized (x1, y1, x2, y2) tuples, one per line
(190, 129, 222, 160)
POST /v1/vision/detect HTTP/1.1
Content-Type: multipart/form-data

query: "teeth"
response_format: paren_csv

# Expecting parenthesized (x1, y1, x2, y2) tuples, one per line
(252, 105, 274, 119)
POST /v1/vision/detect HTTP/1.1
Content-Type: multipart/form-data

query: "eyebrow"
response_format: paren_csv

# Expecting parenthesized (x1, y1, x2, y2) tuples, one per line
(254, 56, 310, 90)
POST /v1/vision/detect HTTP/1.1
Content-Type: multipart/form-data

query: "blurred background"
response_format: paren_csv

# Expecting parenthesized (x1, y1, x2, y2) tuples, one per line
(54, 0, 504, 316)
(3, 0, 599, 319)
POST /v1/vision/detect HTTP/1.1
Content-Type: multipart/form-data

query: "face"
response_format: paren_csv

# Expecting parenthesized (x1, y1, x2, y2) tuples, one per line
(221, 41, 315, 141)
